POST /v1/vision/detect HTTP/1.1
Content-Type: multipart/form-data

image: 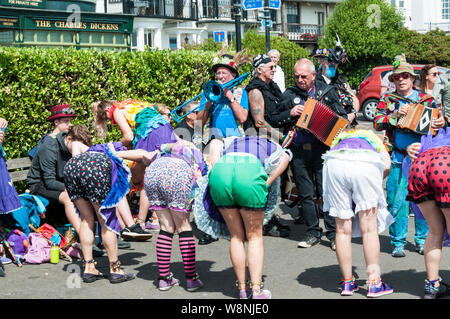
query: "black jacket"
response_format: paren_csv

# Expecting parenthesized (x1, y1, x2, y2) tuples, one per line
(244, 77, 282, 131)
(27, 132, 71, 191)
(270, 78, 348, 133)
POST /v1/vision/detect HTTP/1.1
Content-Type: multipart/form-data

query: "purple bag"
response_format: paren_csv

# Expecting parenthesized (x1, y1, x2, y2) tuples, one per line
(24, 233, 51, 264)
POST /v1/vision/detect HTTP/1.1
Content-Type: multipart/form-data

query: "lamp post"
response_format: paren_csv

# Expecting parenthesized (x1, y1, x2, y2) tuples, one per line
(264, 0, 270, 53)
(234, 0, 242, 52)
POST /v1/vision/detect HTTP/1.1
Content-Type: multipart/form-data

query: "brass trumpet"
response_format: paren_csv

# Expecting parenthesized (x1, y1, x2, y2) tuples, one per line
(170, 72, 250, 123)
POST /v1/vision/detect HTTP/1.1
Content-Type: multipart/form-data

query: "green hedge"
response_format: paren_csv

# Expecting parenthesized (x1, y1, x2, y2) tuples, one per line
(0, 47, 216, 160)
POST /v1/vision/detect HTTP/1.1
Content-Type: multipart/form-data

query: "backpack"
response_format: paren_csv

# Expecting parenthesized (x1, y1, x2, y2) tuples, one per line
(24, 233, 51, 264)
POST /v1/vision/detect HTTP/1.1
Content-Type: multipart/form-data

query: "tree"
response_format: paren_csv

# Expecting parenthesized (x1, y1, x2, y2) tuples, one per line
(319, 0, 404, 61)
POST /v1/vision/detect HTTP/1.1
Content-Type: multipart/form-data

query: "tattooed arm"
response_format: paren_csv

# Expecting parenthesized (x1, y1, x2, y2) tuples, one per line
(248, 89, 283, 141)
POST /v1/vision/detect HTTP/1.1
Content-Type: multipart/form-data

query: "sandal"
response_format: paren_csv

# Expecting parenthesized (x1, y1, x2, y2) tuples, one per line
(81, 259, 106, 283)
(109, 260, 135, 284)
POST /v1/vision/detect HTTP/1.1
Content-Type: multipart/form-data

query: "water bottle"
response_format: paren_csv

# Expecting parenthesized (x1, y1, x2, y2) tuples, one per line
(50, 244, 59, 264)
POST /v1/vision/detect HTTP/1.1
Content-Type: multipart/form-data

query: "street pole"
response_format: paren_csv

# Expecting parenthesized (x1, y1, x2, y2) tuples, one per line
(234, 0, 242, 52)
(264, 0, 270, 53)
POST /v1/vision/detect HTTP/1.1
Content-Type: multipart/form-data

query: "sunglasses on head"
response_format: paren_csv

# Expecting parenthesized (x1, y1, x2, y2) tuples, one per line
(393, 73, 412, 81)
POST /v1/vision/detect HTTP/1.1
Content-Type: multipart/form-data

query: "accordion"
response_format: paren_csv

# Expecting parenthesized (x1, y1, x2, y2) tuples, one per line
(397, 103, 439, 135)
(295, 98, 349, 147)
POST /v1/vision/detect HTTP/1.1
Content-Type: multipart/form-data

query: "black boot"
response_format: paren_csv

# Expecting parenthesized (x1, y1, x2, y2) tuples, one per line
(198, 233, 218, 245)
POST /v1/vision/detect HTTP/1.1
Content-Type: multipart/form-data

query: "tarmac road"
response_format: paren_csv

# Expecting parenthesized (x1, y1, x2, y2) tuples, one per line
(1, 117, 449, 301)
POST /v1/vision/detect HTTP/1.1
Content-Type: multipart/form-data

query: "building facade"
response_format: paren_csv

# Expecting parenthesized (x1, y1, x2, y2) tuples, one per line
(389, 0, 450, 33)
(0, 0, 134, 49)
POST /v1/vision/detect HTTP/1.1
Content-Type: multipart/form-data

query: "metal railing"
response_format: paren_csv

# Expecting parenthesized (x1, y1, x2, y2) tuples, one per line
(198, 5, 258, 20)
(274, 23, 323, 42)
(124, 0, 198, 20)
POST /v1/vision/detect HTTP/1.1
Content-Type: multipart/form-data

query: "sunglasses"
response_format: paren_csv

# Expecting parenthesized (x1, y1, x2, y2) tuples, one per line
(429, 72, 439, 77)
(294, 74, 309, 80)
(393, 73, 412, 81)
(264, 65, 276, 71)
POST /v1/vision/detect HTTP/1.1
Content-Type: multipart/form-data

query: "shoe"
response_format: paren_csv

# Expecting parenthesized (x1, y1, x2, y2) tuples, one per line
(239, 289, 253, 299)
(392, 246, 406, 257)
(92, 244, 105, 257)
(109, 272, 136, 284)
(82, 272, 107, 283)
(297, 236, 320, 248)
(144, 221, 160, 232)
(263, 216, 290, 237)
(416, 244, 424, 255)
(339, 278, 359, 296)
(121, 224, 153, 242)
(423, 278, 450, 299)
(187, 274, 204, 292)
(294, 214, 304, 224)
(367, 280, 393, 298)
(252, 289, 272, 299)
(159, 273, 180, 291)
(108, 260, 135, 284)
(330, 239, 336, 251)
(0, 256, 12, 265)
(117, 238, 131, 249)
(198, 234, 218, 245)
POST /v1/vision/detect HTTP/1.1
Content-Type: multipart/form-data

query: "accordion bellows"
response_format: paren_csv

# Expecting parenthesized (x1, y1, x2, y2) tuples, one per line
(296, 98, 349, 147)
(397, 103, 439, 135)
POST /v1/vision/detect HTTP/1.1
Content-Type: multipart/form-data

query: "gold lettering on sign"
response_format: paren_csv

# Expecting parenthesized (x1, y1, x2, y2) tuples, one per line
(90, 23, 119, 31)
(36, 20, 51, 27)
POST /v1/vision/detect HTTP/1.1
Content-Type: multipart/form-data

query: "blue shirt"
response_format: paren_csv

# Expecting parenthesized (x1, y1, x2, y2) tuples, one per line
(202, 87, 249, 138)
(392, 90, 422, 163)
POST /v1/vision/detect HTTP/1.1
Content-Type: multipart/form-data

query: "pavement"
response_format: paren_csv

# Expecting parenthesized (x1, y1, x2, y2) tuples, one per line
(1, 117, 449, 302)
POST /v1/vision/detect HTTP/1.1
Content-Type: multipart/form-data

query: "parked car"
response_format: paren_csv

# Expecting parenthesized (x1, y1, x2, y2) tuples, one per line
(357, 64, 449, 121)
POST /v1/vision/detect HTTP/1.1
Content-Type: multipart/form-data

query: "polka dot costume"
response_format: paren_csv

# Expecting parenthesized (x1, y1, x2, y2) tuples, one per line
(407, 146, 450, 208)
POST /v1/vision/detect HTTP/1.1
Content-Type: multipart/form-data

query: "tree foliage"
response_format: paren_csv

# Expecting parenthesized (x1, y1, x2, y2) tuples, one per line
(320, 0, 404, 60)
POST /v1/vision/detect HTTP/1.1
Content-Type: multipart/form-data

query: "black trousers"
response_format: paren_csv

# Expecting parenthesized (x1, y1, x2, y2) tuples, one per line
(290, 143, 336, 240)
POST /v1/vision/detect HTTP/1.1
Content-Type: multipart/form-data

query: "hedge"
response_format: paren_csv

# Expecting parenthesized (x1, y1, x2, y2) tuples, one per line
(0, 47, 217, 161)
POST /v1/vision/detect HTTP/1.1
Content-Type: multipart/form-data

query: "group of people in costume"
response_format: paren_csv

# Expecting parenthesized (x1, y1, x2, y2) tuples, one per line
(1, 39, 449, 299)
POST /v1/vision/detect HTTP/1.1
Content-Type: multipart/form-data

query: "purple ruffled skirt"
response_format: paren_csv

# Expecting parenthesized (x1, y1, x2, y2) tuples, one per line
(0, 156, 21, 214)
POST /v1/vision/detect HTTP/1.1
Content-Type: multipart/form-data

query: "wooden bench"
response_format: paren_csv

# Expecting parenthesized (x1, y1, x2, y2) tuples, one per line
(6, 157, 32, 182)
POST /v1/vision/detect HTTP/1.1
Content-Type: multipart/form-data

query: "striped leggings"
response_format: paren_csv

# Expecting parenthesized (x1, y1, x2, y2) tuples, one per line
(156, 229, 197, 279)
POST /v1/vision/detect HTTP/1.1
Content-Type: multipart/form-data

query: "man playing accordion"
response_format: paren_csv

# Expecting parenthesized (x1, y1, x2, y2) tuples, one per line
(271, 58, 348, 251)
(374, 56, 446, 258)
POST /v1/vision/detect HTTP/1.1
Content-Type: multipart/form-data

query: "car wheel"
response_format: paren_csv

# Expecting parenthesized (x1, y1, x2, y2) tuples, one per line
(362, 98, 379, 121)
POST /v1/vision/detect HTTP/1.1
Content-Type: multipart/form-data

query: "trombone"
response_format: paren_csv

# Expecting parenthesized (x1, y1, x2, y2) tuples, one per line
(170, 72, 250, 123)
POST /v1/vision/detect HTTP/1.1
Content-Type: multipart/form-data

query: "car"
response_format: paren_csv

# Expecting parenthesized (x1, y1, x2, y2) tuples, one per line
(357, 64, 449, 121)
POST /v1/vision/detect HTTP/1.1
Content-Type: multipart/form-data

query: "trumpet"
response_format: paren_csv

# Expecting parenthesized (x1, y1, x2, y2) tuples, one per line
(170, 72, 250, 123)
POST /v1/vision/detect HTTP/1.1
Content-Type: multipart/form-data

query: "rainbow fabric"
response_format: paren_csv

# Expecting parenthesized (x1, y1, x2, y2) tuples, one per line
(331, 129, 385, 152)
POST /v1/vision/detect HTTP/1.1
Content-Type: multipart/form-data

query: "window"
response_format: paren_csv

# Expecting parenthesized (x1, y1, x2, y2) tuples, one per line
(0, 30, 13, 44)
(391, 0, 395, 5)
(287, 3, 299, 24)
(443, 0, 450, 19)
(169, 37, 177, 49)
(399, 0, 404, 7)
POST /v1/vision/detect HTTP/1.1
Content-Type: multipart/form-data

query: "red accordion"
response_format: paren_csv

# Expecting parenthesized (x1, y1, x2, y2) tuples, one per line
(295, 98, 349, 147)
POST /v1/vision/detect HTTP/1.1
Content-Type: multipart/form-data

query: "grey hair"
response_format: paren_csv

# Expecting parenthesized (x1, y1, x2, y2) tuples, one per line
(251, 62, 269, 79)
(268, 49, 280, 58)
(295, 58, 315, 74)
(182, 101, 200, 114)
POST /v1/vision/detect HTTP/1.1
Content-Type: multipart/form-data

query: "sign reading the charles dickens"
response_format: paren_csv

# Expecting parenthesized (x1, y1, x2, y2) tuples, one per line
(32, 19, 122, 32)
(1, 0, 46, 8)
